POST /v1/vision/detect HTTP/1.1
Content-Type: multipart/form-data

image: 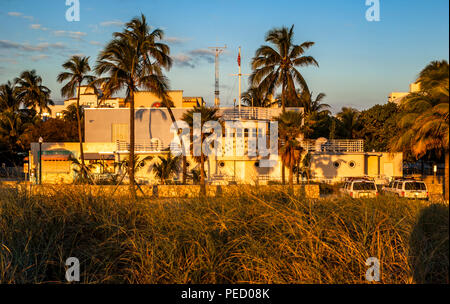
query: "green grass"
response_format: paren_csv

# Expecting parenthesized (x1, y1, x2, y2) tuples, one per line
(0, 186, 448, 284)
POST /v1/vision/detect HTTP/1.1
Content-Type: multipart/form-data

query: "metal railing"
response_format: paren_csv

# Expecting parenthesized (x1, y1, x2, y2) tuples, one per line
(116, 140, 165, 152)
(219, 107, 285, 121)
(300, 139, 364, 153)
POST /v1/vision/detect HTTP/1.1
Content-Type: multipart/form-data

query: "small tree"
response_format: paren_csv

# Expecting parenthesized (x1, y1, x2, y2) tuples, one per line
(152, 153, 181, 185)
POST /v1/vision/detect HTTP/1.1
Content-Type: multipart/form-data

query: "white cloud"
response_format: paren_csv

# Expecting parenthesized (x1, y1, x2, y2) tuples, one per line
(8, 12, 33, 20)
(100, 20, 124, 27)
(31, 54, 49, 61)
(89, 41, 103, 46)
(163, 36, 191, 45)
(0, 40, 67, 52)
(173, 53, 195, 68)
(30, 24, 48, 31)
(8, 12, 22, 16)
(53, 30, 87, 40)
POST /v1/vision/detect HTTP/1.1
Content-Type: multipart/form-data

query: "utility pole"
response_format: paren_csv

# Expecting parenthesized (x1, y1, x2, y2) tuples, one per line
(208, 45, 227, 107)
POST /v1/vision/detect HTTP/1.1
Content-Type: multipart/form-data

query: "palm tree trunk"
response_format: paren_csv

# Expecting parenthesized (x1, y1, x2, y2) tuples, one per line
(281, 161, 286, 185)
(281, 83, 286, 113)
(445, 150, 449, 201)
(75, 84, 86, 178)
(182, 156, 187, 184)
(129, 91, 136, 199)
(200, 153, 206, 195)
(289, 151, 294, 189)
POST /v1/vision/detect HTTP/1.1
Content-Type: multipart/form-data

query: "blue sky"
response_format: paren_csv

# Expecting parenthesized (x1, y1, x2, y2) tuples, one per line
(0, 0, 448, 112)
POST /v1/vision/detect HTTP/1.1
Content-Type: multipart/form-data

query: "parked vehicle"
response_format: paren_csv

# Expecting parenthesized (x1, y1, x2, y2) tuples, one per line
(391, 179, 429, 200)
(341, 179, 378, 198)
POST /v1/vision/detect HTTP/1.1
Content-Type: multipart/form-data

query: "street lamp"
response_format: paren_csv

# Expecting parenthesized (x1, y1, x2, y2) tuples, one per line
(38, 137, 43, 185)
(433, 164, 437, 184)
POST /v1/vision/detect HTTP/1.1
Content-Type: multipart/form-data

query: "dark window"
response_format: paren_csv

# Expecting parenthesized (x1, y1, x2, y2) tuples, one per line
(405, 182, 426, 190)
(353, 182, 376, 190)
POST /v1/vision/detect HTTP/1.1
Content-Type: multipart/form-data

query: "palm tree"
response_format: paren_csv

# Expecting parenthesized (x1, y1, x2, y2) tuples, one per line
(336, 107, 360, 139)
(277, 111, 305, 188)
(250, 25, 318, 113)
(181, 106, 221, 194)
(0, 109, 30, 155)
(390, 60, 449, 200)
(241, 86, 275, 107)
(15, 70, 53, 116)
(94, 14, 172, 198)
(0, 81, 21, 112)
(57, 56, 95, 179)
(62, 103, 83, 123)
(152, 152, 181, 185)
(300, 90, 329, 115)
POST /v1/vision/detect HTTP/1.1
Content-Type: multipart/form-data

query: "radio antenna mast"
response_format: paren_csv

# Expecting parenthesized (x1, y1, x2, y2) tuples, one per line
(208, 45, 227, 107)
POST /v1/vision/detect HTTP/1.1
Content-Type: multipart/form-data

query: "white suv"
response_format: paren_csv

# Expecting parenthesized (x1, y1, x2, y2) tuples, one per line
(392, 180, 429, 200)
(342, 179, 378, 198)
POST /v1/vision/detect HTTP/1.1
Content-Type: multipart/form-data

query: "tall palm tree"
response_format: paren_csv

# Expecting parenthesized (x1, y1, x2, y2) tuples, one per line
(57, 56, 95, 179)
(417, 60, 449, 102)
(390, 60, 449, 200)
(15, 70, 53, 116)
(250, 25, 318, 113)
(0, 81, 21, 112)
(181, 106, 221, 194)
(94, 14, 172, 198)
(152, 152, 181, 185)
(336, 107, 360, 139)
(277, 111, 305, 188)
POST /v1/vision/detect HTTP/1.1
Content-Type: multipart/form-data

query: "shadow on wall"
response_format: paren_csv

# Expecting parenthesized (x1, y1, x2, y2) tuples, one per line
(409, 203, 449, 283)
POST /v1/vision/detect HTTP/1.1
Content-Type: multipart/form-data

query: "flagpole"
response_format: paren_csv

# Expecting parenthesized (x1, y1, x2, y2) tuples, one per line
(238, 46, 242, 117)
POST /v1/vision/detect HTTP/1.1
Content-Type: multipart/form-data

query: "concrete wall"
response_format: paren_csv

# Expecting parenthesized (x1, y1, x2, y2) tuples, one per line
(310, 152, 402, 183)
(85, 108, 189, 145)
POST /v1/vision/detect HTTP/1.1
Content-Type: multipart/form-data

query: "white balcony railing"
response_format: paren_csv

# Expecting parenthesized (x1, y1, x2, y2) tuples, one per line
(300, 139, 364, 153)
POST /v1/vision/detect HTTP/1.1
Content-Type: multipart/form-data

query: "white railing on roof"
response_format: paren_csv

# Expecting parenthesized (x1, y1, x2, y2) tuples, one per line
(219, 107, 294, 121)
(300, 139, 364, 153)
(116, 140, 165, 152)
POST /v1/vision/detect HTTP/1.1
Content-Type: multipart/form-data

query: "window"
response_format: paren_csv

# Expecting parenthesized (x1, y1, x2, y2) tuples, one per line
(405, 182, 426, 190)
(397, 182, 403, 190)
(353, 182, 376, 190)
(333, 161, 340, 168)
(349, 161, 356, 168)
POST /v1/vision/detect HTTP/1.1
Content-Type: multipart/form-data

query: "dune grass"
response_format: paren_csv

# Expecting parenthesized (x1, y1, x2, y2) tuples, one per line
(0, 185, 448, 284)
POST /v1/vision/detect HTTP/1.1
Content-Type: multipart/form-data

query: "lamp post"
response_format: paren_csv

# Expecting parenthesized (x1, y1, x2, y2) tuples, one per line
(38, 137, 43, 185)
(433, 164, 437, 184)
